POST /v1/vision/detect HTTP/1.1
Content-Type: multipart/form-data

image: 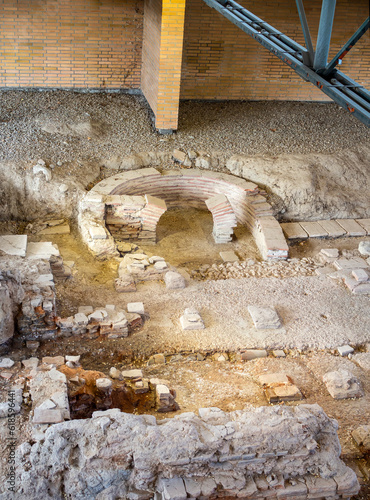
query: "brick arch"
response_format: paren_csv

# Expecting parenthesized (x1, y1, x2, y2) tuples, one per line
(79, 167, 288, 259)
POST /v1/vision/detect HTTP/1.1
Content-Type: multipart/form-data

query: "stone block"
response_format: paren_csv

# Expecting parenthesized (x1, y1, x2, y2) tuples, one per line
(122, 369, 143, 379)
(219, 251, 239, 262)
(22, 358, 39, 370)
(26, 241, 60, 260)
(241, 350, 267, 361)
(336, 219, 367, 236)
(180, 309, 205, 330)
(352, 268, 369, 282)
(127, 302, 145, 315)
(96, 378, 112, 391)
(258, 373, 291, 386)
(78, 306, 94, 315)
(164, 271, 186, 289)
(172, 149, 187, 163)
(42, 356, 64, 367)
(158, 477, 187, 500)
(273, 350, 286, 358)
(356, 218, 370, 234)
(265, 384, 303, 403)
(248, 305, 282, 329)
(323, 369, 363, 399)
(299, 222, 328, 238)
(280, 223, 308, 240)
(0, 235, 28, 257)
(352, 425, 370, 451)
(317, 220, 346, 238)
(334, 257, 368, 270)
(33, 408, 64, 424)
(0, 357, 15, 369)
(88, 226, 107, 240)
(337, 345, 354, 356)
(145, 195, 166, 210)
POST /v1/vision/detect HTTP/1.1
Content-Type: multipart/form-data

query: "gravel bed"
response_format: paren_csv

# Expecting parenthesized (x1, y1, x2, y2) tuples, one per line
(0, 89, 369, 169)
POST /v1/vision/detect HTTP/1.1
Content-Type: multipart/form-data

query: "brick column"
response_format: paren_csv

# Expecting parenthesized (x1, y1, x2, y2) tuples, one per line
(141, 0, 186, 132)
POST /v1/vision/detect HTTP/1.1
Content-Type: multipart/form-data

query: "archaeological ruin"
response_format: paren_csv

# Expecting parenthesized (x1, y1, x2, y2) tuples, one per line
(0, 0, 369, 499)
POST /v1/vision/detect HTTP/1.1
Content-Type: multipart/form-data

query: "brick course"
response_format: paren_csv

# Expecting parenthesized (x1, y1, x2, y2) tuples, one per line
(0, 0, 144, 89)
(180, 0, 370, 101)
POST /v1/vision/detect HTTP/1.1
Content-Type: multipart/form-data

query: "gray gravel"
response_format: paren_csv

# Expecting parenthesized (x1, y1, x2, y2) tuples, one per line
(0, 89, 369, 169)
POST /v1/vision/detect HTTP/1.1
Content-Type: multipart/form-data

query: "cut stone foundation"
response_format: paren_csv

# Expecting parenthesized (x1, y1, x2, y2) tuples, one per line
(79, 168, 289, 260)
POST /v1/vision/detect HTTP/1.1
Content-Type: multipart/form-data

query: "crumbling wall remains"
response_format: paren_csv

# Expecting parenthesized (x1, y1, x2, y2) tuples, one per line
(11, 404, 359, 499)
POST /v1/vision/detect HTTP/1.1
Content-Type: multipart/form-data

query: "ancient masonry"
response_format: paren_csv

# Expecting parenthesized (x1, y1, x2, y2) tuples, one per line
(78, 168, 288, 260)
(13, 404, 360, 499)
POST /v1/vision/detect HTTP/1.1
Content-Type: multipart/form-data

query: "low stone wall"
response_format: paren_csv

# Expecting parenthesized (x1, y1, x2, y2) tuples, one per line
(79, 168, 288, 260)
(12, 404, 359, 499)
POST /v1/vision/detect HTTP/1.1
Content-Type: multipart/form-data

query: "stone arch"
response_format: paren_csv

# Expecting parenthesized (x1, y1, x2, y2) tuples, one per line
(78, 168, 288, 260)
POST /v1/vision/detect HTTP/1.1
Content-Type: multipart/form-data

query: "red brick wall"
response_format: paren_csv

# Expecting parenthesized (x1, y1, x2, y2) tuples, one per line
(180, 0, 370, 101)
(0, 0, 144, 88)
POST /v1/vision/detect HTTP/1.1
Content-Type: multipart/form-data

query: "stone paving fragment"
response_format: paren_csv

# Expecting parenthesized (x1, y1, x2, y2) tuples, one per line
(265, 384, 303, 403)
(352, 268, 369, 282)
(358, 240, 370, 256)
(180, 308, 205, 330)
(337, 345, 354, 357)
(109, 367, 123, 380)
(88, 226, 107, 240)
(356, 218, 370, 234)
(164, 271, 186, 289)
(219, 250, 239, 262)
(272, 350, 286, 357)
(32, 408, 64, 424)
(240, 349, 267, 361)
(122, 369, 143, 380)
(299, 221, 328, 238)
(127, 302, 145, 315)
(42, 356, 65, 367)
(334, 257, 368, 270)
(280, 222, 308, 239)
(317, 220, 347, 238)
(0, 358, 15, 369)
(26, 241, 60, 260)
(336, 218, 367, 236)
(0, 234, 28, 257)
(22, 357, 39, 370)
(247, 305, 282, 329)
(352, 425, 370, 451)
(322, 369, 363, 399)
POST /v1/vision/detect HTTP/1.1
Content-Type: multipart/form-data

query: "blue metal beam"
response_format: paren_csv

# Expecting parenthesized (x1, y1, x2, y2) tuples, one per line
(201, 0, 370, 127)
(322, 17, 370, 77)
(295, 0, 315, 66)
(313, 0, 337, 72)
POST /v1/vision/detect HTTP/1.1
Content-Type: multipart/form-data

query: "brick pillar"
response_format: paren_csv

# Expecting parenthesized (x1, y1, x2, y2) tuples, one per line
(141, 0, 186, 132)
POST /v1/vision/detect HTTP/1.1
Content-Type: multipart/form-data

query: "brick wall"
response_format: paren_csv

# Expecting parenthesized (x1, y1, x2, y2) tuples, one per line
(180, 0, 370, 101)
(0, 0, 144, 89)
(0, 0, 368, 110)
